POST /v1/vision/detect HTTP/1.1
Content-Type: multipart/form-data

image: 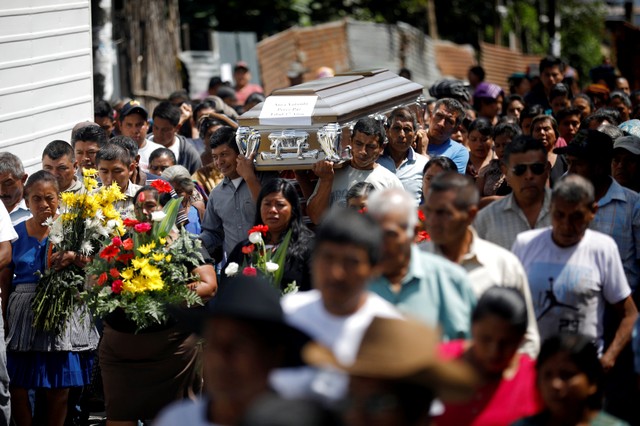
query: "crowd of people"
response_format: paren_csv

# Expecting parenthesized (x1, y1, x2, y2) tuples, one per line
(0, 56, 639, 426)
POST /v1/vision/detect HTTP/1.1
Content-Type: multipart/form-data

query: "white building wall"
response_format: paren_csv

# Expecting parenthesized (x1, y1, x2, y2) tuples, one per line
(0, 1, 93, 173)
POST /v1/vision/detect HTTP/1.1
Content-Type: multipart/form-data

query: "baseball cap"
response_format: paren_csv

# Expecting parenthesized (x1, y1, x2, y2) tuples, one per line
(614, 135, 640, 155)
(234, 61, 250, 72)
(554, 129, 613, 159)
(474, 82, 505, 100)
(119, 100, 148, 120)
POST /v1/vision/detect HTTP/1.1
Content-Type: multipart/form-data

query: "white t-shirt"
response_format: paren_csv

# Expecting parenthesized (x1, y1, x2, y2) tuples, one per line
(138, 139, 164, 172)
(310, 164, 403, 208)
(270, 289, 402, 403)
(0, 202, 18, 243)
(512, 228, 631, 353)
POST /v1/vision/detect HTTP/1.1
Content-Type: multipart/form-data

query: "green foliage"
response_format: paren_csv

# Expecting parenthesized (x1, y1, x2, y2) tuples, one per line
(32, 266, 85, 335)
(559, 0, 605, 83)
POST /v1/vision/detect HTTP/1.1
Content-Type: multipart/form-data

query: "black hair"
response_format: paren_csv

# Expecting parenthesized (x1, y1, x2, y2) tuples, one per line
(423, 156, 457, 174)
(434, 98, 467, 126)
(555, 107, 582, 124)
(519, 105, 545, 125)
(539, 56, 565, 74)
(469, 65, 486, 81)
(149, 147, 177, 165)
(152, 101, 181, 127)
(208, 76, 223, 89)
(71, 125, 108, 148)
(24, 170, 59, 197)
(210, 126, 239, 154)
(387, 107, 418, 133)
(468, 118, 493, 137)
(314, 207, 383, 266)
(42, 140, 74, 162)
(472, 286, 528, 337)
(352, 117, 386, 145)
(572, 94, 595, 112)
(95, 143, 131, 166)
(253, 178, 314, 266)
(610, 91, 631, 108)
(504, 94, 525, 111)
(531, 114, 559, 140)
(430, 172, 480, 209)
(193, 99, 218, 121)
(493, 122, 522, 140)
(503, 135, 547, 165)
(109, 135, 139, 160)
(549, 83, 571, 102)
(581, 110, 620, 130)
(245, 92, 266, 107)
(94, 100, 115, 120)
(537, 334, 604, 409)
(399, 67, 413, 80)
(346, 182, 375, 203)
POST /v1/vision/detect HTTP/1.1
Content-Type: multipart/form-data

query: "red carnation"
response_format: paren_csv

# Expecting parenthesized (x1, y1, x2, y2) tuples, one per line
(123, 218, 140, 227)
(248, 224, 268, 237)
(241, 244, 255, 254)
(116, 253, 134, 263)
(151, 179, 173, 193)
(112, 236, 123, 247)
(134, 222, 152, 233)
(418, 210, 425, 222)
(99, 244, 120, 261)
(416, 230, 430, 243)
(97, 272, 108, 285)
(122, 238, 134, 251)
(109, 268, 120, 278)
(111, 279, 123, 294)
(242, 266, 257, 277)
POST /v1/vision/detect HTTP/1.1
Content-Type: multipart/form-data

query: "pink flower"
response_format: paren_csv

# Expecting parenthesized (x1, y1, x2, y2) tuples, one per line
(111, 280, 123, 294)
(122, 238, 134, 251)
(134, 222, 152, 233)
(112, 236, 123, 247)
(242, 266, 257, 277)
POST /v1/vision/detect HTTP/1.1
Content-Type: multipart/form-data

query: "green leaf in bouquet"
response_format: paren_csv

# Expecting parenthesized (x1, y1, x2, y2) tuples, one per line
(156, 197, 183, 238)
(270, 228, 292, 288)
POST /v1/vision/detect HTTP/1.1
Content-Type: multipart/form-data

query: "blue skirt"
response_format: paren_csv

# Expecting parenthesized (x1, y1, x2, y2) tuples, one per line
(7, 351, 94, 389)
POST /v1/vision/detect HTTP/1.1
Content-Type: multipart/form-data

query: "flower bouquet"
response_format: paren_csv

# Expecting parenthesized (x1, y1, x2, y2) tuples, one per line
(224, 225, 298, 294)
(32, 169, 126, 334)
(83, 191, 204, 332)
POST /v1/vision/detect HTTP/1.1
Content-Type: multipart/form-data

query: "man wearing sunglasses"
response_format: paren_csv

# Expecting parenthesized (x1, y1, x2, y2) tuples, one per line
(474, 136, 551, 250)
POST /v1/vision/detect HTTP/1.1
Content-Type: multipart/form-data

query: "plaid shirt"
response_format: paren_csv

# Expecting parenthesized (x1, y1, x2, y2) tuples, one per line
(592, 178, 640, 291)
(474, 189, 552, 250)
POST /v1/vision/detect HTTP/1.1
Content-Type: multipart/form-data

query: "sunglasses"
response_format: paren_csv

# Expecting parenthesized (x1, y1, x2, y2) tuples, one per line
(511, 162, 547, 176)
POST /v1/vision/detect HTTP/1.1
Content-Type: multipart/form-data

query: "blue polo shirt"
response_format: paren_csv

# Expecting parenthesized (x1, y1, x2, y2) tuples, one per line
(427, 138, 469, 174)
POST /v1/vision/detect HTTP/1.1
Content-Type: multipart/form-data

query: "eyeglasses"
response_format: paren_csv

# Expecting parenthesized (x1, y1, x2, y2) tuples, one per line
(511, 162, 547, 176)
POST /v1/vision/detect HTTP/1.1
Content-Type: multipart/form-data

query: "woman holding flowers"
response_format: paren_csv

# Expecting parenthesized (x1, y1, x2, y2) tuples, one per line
(96, 183, 217, 424)
(0, 171, 99, 426)
(224, 178, 314, 292)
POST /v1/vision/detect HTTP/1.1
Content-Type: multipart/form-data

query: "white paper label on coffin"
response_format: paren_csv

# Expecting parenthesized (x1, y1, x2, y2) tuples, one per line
(259, 95, 318, 126)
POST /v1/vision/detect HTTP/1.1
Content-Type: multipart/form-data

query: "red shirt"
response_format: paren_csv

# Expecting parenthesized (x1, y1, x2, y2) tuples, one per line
(434, 340, 543, 426)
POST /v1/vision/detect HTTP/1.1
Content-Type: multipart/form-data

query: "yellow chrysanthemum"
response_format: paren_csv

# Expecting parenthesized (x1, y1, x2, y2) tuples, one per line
(131, 257, 149, 270)
(102, 204, 119, 221)
(137, 242, 156, 256)
(140, 264, 164, 290)
(120, 268, 134, 280)
(82, 168, 98, 178)
(165, 255, 172, 262)
(152, 253, 165, 262)
(60, 212, 77, 223)
(60, 192, 78, 208)
(83, 177, 99, 192)
(158, 238, 166, 246)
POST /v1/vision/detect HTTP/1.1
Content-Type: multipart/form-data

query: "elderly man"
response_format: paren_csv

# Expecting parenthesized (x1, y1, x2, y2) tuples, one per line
(426, 98, 469, 174)
(512, 175, 637, 369)
(377, 107, 429, 203)
(306, 117, 402, 224)
(421, 172, 539, 356)
(0, 153, 30, 226)
(271, 207, 401, 404)
(367, 188, 475, 340)
(474, 137, 552, 250)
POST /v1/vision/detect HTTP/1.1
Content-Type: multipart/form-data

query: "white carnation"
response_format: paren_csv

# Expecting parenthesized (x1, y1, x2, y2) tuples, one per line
(248, 232, 263, 244)
(80, 241, 94, 255)
(49, 234, 63, 245)
(265, 261, 279, 273)
(224, 262, 239, 276)
(151, 211, 166, 222)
